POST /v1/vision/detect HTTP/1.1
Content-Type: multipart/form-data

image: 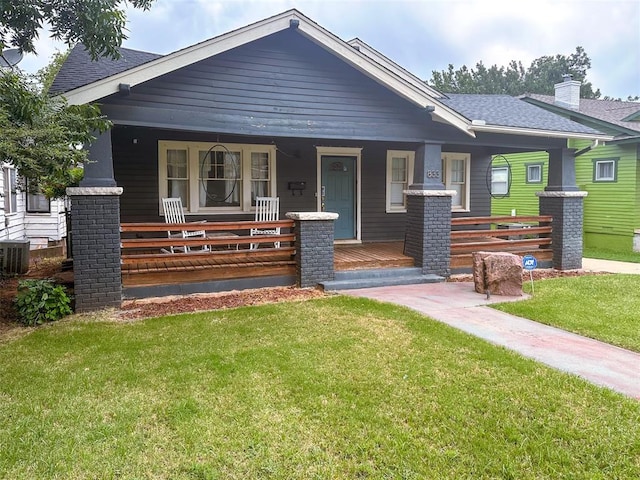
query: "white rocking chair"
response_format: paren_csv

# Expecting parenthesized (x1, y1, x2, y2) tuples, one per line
(250, 197, 280, 250)
(161, 197, 208, 253)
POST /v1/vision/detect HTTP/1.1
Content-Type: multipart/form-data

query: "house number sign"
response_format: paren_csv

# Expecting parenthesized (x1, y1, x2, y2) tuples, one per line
(426, 170, 440, 178)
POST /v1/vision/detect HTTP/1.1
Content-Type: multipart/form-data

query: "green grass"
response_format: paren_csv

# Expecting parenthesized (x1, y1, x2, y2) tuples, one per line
(494, 275, 640, 352)
(584, 246, 640, 263)
(1, 296, 640, 479)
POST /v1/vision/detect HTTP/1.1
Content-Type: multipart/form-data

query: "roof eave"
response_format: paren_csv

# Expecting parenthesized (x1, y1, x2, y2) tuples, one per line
(469, 124, 613, 141)
(522, 96, 640, 137)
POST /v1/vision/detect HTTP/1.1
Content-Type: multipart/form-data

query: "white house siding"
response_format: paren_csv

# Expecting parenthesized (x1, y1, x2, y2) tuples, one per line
(1, 163, 67, 247)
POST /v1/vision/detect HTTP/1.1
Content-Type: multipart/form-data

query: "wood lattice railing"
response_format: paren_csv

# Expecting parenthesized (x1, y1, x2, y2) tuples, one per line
(120, 220, 296, 286)
(450, 215, 553, 270)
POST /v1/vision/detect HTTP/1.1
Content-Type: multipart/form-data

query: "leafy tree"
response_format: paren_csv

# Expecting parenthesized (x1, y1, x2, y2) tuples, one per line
(429, 46, 601, 99)
(0, 0, 154, 60)
(0, 57, 110, 198)
(0, 0, 155, 195)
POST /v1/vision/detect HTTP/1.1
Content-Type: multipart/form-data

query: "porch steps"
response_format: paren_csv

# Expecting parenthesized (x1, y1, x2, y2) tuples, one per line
(320, 267, 443, 291)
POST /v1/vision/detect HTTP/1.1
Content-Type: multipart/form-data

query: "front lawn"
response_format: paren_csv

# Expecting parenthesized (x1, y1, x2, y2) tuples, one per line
(1, 296, 639, 479)
(493, 275, 640, 352)
(583, 247, 640, 263)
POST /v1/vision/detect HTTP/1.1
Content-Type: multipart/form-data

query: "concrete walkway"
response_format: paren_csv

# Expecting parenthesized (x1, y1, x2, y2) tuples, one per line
(582, 257, 640, 274)
(341, 275, 640, 399)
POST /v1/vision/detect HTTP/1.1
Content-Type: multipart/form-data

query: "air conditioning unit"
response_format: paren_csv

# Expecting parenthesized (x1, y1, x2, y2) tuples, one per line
(0, 239, 30, 274)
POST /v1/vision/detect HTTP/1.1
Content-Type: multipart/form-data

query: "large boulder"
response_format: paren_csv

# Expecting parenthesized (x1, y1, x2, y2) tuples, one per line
(472, 252, 523, 296)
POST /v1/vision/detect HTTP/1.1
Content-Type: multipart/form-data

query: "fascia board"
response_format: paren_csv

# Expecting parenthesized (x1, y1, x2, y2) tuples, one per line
(347, 38, 444, 98)
(470, 124, 613, 141)
(61, 12, 297, 105)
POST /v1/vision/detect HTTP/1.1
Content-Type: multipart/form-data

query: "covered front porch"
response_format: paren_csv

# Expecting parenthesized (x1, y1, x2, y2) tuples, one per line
(117, 214, 554, 298)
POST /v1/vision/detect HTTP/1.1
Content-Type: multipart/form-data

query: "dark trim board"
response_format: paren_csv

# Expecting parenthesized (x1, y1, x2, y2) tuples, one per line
(122, 274, 297, 300)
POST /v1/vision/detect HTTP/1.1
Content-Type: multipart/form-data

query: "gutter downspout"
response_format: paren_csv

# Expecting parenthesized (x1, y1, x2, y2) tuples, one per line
(574, 139, 601, 157)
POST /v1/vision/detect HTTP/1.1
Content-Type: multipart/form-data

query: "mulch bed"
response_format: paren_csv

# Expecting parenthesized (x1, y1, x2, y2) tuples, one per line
(1, 257, 601, 337)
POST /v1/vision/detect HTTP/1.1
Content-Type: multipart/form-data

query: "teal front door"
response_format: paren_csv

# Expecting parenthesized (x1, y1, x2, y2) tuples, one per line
(321, 155, 356, 240)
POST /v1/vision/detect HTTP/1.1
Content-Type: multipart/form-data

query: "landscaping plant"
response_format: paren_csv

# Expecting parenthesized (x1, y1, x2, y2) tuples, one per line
(14, 279, 72, 326)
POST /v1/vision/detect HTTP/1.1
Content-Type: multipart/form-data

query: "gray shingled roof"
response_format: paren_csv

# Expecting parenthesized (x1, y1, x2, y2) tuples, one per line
(440, 94, 604, 135)
(525, 94, 640, 133)
(50, 44, 161, 95)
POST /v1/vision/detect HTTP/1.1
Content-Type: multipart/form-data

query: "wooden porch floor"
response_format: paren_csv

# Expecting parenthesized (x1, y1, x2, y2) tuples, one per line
(335, 242, 413, 271)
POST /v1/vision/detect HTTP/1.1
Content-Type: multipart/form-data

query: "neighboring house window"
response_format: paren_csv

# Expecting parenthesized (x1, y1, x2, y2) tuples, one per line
(526, 163, 543, 184)
(491, 166, 510, 195)
(2, 166, 17, 214)
(158, 141, 277, 213)
(593, 158, 618, 182)
(385, 150, 414, 213)
(26, 182, 50, 213)
(443, 153, 471, 211)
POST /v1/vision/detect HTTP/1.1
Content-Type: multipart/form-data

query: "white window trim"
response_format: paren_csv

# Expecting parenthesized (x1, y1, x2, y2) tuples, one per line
(316, 146, 362, 242)
(442, 153, 471, 212)
(385, 150, 415, 213)
(158, 140, 277, 214)
(594, 159, 616, 182)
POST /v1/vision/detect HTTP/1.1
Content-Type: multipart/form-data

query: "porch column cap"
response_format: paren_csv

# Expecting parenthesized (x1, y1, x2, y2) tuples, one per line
(286, 212, 339, 221)
(536, 191, 588, 198)
(404, 189, 457, 197)
(66, 186, 123, 196)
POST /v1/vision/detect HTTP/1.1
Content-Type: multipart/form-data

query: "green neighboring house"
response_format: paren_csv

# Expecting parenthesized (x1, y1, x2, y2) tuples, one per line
(491, 77, 640, 253)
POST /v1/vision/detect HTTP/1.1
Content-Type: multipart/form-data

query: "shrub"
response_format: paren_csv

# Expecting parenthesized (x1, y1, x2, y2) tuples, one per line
(14, 279, 72, 326)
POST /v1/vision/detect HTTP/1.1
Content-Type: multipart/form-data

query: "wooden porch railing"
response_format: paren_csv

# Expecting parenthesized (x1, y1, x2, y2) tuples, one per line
(120, 220, 296, 286)
(450, 215, 553, 270)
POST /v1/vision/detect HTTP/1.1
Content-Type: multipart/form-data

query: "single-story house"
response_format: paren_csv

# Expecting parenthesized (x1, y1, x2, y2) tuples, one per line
(50, 9, 610, 311)
(491, 77, 640, 253)
(1, 162, 67, 273)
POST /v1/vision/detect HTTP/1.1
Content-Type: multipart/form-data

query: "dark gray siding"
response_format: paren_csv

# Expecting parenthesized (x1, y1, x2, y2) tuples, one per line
(113, 126, 493, 241)
(102, 29, 468, 143)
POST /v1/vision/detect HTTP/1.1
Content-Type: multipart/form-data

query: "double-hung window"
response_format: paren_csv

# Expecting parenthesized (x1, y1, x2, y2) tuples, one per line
(385, 150, 414, 213)
(159, 141, 276, 214)
(593, 158, 617, 182)
(443, 153, 471, 211)
(2, 166, 17, 215)
(491, 166, 510, 195)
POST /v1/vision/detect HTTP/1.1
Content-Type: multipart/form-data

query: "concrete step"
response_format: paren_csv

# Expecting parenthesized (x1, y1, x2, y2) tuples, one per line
(321, 267, 444, 291)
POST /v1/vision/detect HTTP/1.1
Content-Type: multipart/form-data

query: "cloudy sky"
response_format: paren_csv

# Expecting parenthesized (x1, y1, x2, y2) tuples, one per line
(18, 0, 640, 99)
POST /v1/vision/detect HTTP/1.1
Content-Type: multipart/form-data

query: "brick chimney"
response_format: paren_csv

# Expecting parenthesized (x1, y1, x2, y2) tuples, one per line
(554, 74, 581, 110)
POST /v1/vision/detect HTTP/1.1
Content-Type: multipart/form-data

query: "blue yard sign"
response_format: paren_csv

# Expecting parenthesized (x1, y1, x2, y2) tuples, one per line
(522, 255, 538, 271)
(522, 255, 537, 295)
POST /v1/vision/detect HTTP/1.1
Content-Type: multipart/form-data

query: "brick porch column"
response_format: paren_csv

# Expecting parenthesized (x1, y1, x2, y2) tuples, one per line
(538, 147, 587, 270)
(286, 212, 338, 288)
(404, 190, 454, 277)
(66, 130, 123, 312)
(403, 142, 454, 277)
(537, 191, 588, 270)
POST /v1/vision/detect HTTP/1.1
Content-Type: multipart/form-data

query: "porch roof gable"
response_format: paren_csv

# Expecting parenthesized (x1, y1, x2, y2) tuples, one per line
(56, 9, 475, 137)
